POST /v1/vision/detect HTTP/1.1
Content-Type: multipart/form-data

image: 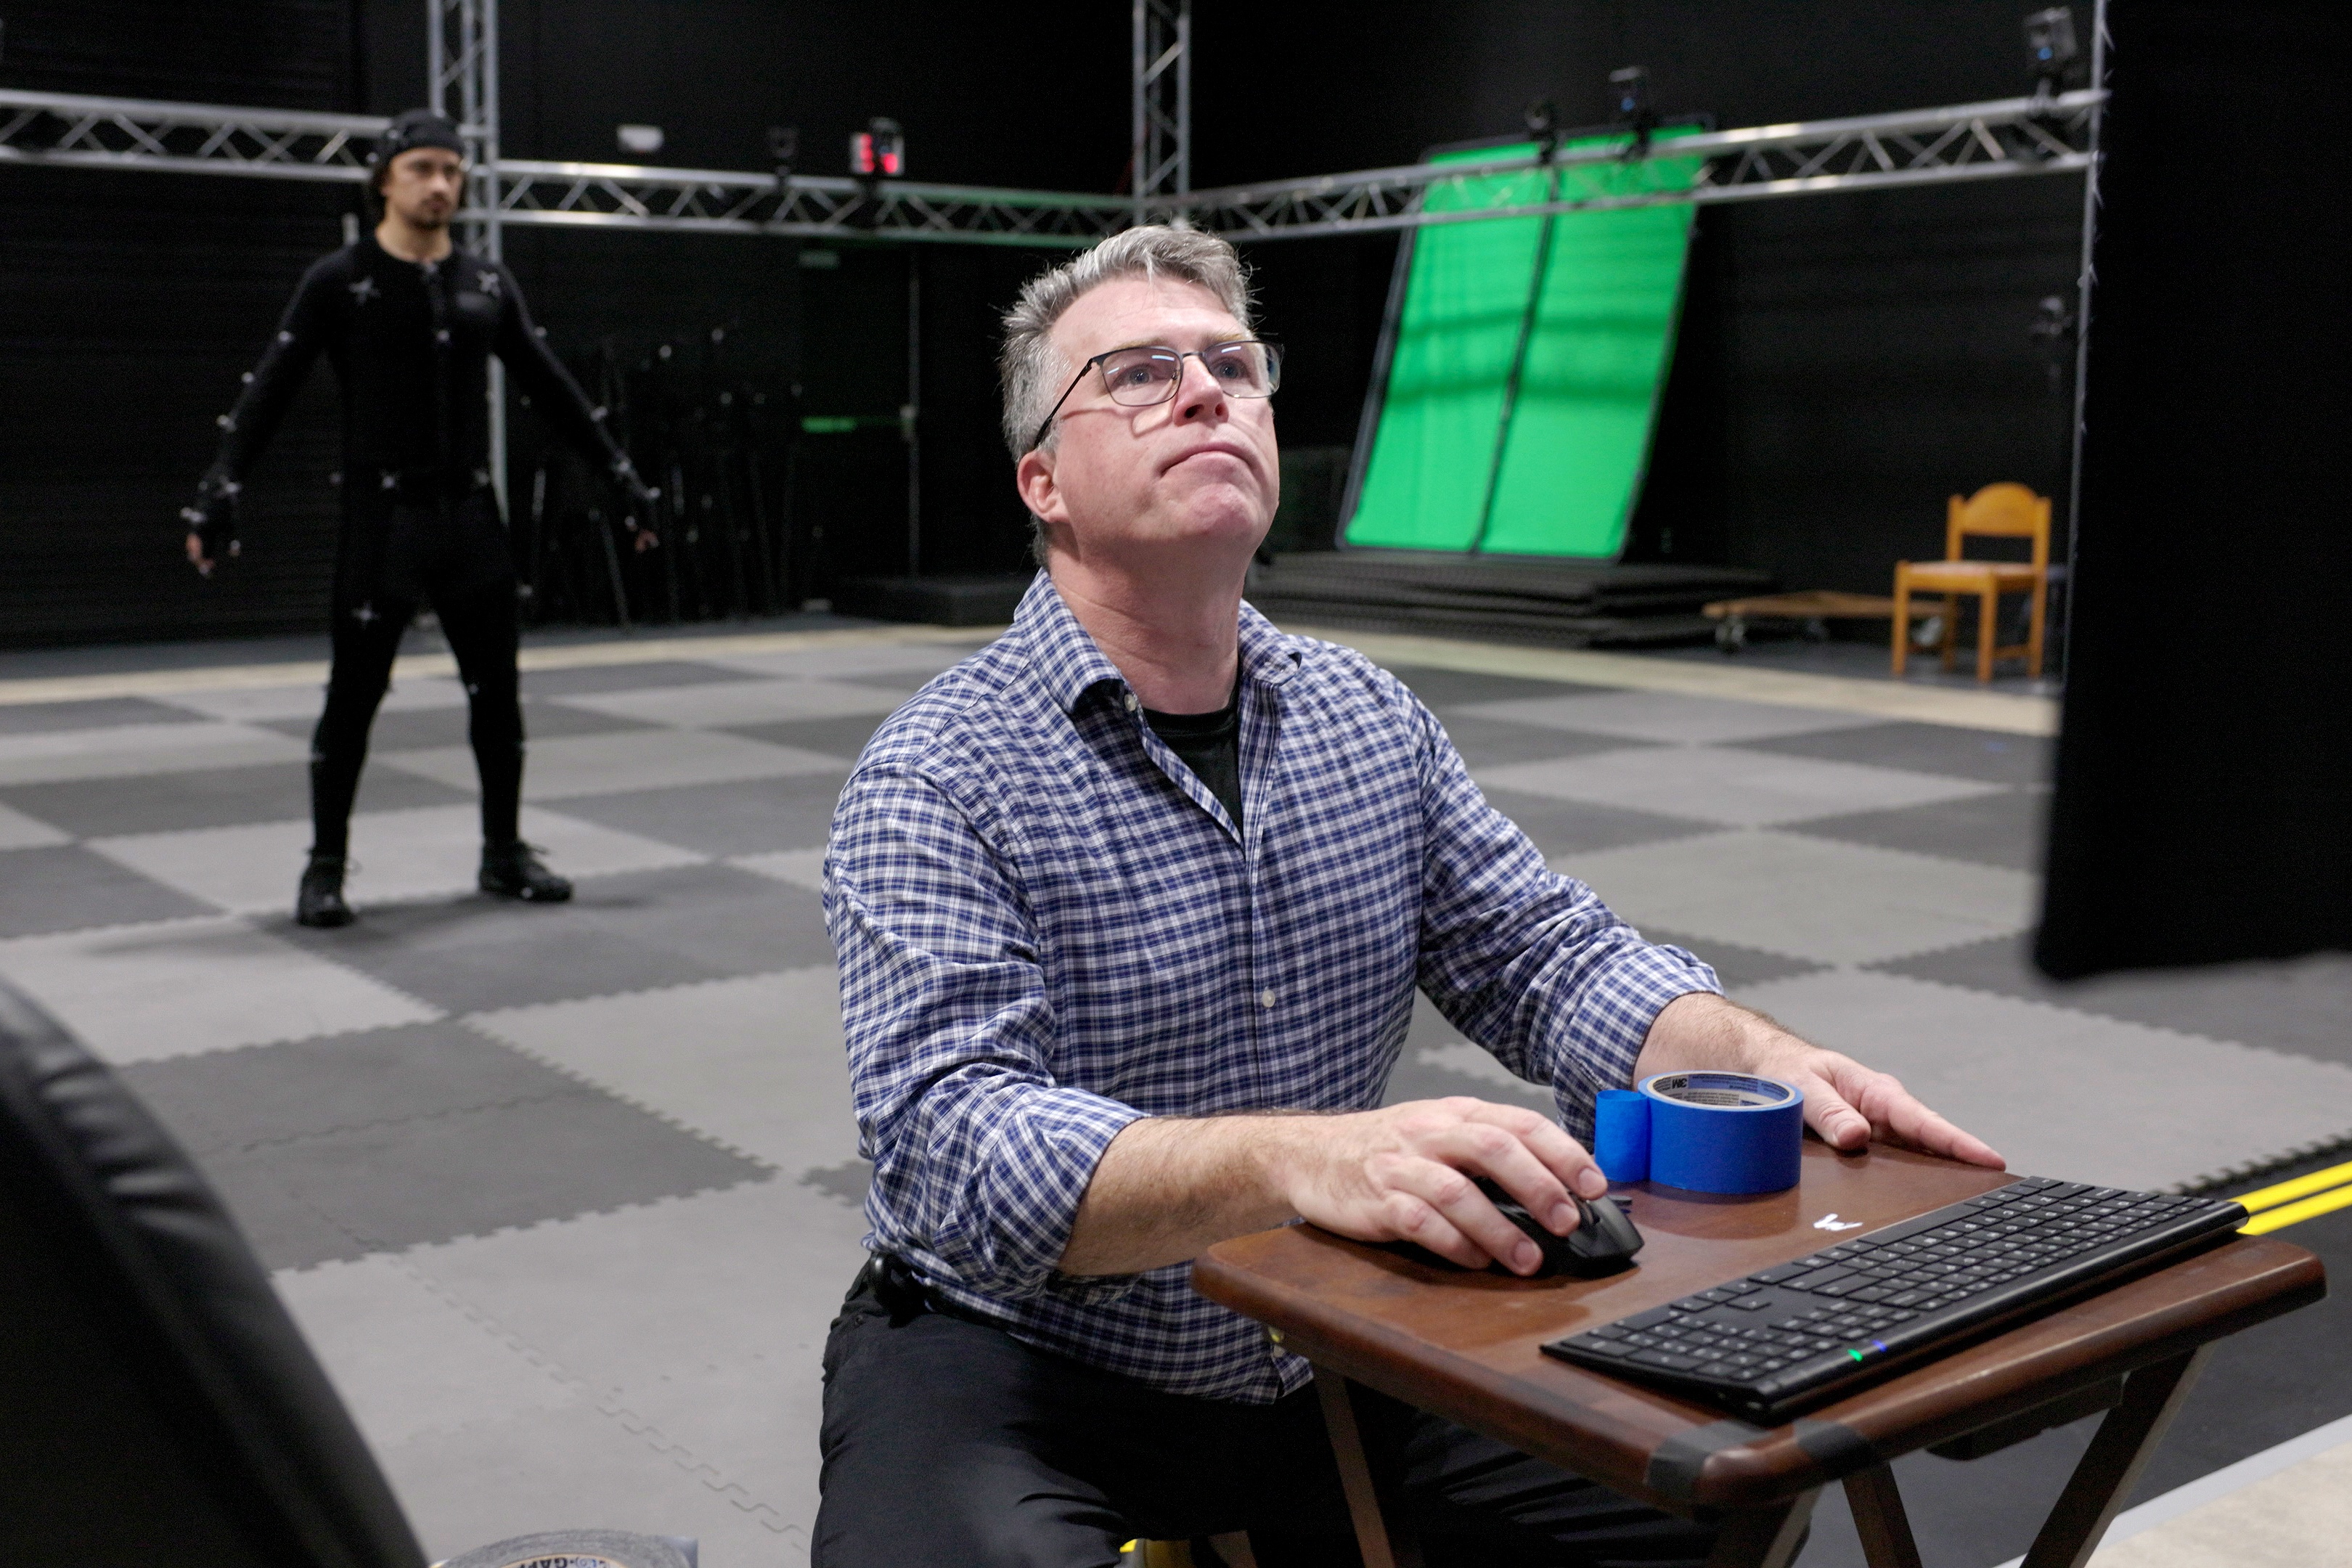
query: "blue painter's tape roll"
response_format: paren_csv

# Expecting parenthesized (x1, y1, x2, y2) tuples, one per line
(1638, 1071, 1805, 1195)
(1593, 1089, 1651, 1183)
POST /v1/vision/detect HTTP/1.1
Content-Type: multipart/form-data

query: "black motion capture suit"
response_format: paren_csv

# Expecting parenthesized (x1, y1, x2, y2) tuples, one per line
(187, 117, 653, 878)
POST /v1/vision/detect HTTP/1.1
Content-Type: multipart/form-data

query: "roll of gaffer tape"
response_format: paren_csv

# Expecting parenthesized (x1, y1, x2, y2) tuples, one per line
(1638, 1071, 1805, 1195)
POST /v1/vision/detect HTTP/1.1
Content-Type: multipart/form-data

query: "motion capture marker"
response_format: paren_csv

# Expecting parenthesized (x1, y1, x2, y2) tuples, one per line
(348, 276, 379, 304)
(436, 328, 452, 343)
(381, 472, 399, 489)
(478, 269, 500, 295)
(352, 603, 378, 625)
(279, 330, 294, 343)
(241, 372, 254, 384)
(216, 414, 235, 430)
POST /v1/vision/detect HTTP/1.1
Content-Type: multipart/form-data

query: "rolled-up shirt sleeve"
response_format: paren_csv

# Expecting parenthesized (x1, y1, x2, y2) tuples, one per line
(825, 763, 1144, 1303)
(1402, 690, 1720, 1140)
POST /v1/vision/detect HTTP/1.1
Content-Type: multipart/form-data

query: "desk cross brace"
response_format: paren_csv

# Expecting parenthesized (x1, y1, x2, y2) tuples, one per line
(1310, 1346, 2212, 1568)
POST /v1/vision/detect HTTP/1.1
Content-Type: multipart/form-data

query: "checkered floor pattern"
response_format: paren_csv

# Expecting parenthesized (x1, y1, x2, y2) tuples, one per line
(1, 624, 2345, 1566)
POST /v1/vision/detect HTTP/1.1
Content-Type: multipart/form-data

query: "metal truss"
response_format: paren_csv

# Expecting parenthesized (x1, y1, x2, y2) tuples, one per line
(487, 160, 1131, 247)
(428, 0, 503, 259)
(0, 87, 400, 182)
(1175, 89, 2104, 242)
(1, 83, 2096, 248)
(1132, 0, 1191, 220)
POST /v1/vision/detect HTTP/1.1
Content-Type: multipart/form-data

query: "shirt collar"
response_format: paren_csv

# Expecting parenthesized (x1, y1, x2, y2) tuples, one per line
(1018, 570, 1305, 716)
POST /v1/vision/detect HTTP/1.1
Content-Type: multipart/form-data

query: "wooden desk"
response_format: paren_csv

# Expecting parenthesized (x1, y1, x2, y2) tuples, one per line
(1193, 1143, 2324, 1568)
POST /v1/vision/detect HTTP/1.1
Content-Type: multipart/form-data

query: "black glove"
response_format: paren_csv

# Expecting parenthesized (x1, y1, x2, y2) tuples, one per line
(181, 481, 241, 568)
(612, 457, 662, 542)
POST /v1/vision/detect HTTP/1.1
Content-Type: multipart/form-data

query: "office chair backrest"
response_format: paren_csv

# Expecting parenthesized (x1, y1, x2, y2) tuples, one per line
(0, 980, 428, 1568)
(1947, 482, 2052, 570)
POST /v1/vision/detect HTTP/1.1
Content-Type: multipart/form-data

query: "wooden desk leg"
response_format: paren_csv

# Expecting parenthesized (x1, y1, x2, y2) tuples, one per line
(1704, 1487, 1821, 1568)
(1312, 1368, 1424, 1568)
(1845, 1464, 1924, 1568)
(2021, 1345, 2213, 1568)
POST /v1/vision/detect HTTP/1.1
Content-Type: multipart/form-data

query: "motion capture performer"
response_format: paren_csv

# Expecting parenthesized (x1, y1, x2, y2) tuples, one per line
(184, 109, 660, 928)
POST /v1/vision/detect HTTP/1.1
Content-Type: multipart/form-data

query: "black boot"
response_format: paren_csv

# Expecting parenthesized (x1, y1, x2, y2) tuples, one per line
(480, 841, 573, 903)
(295, 853, 355, 928)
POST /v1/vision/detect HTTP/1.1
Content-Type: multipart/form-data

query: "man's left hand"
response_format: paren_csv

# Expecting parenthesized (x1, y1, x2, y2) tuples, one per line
(1639, 992, 2004, 1169)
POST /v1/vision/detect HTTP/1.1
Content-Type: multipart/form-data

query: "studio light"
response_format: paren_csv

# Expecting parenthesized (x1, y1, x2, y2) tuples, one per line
(616, 123, 665, 156)
(850, 117, 905, 178)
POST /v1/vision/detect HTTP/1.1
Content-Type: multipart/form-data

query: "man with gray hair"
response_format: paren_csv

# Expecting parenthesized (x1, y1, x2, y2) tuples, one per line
(817, 226, 1999, 1564)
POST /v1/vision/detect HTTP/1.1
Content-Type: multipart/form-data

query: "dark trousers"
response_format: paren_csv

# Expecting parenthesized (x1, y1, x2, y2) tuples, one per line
(813, 1267, 1718, 1568)
(311, 493, 524, 858)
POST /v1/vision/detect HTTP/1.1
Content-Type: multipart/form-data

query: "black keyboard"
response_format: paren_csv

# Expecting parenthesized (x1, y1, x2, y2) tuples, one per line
(1543, 1176, 2247, 1421)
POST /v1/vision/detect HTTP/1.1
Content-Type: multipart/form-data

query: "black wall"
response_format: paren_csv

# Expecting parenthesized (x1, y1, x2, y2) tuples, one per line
(2038, 0, 2349, 975)
(3, 1, 2083, 646)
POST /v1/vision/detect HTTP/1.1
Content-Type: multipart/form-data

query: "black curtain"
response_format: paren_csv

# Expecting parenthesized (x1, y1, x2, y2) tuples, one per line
(2036, 0, 2351, 976)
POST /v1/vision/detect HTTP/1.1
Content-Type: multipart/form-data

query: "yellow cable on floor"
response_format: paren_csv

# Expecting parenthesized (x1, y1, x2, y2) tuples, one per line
(2234, 1158, 2352, 1234)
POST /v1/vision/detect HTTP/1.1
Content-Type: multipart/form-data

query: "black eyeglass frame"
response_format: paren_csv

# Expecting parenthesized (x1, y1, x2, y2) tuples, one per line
(1026, 338, 1285, 453)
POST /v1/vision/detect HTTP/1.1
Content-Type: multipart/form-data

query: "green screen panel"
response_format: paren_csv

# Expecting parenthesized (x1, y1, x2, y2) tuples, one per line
(1341, 150, 1551, 551)
(1344, 134, 1701, 558)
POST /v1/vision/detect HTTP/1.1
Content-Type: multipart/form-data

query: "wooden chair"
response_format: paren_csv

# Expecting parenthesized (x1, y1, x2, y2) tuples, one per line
(1891, 482, 2051, 682)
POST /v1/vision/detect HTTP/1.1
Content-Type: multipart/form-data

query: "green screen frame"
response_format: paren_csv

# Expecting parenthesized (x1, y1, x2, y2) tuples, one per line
(1343, 134, 1702, 558)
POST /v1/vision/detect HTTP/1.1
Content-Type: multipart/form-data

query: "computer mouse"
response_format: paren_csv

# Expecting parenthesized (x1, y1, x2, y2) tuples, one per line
(1474, 1177, 1645, 1278)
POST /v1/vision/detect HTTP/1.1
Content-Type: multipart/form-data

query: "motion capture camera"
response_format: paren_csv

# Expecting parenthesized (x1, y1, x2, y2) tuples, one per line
(2025, 7, 2081, 98)
(767, 124, 799, 183)
(1609, 66, 1656, 158)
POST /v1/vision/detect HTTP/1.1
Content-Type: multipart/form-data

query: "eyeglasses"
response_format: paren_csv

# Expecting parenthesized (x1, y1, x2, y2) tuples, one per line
(1029, 339, 1284, 452)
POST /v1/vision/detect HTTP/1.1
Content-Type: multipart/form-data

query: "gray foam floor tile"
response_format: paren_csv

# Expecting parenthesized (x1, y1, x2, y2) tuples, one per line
(548, 770, 850, 857)
(1734, 968, 2352, 1190)
(403, 1178, 866, 1545)
(518, 659, 766, 696)
(0, 695, 198, 735)
(0, 761, 474, 838)
(1633, 927, 1829, 994)
(1380, 664, 1617, 709)
(1730, 720, 2054, 785)
(1477, 745, 2001, 828)
(208, 1090, 769, 1268)
(1786, 788, 2047, 872)
(279, 862, 832, 1013)
(1561, 830, 2035, 967)
(256, 698, 658, 750)
(273, 1254, 587, 1450)
(379, 727, 839, 799)
(1457, 690, 1882, 746)
(0, 844, 216, 936)
(470, 968, 861, 1172)
(1877, 936, 2352, 1069)
(119, 1019, 584, 1155)
(723, 713, 884, 763)
(1479, 788, 1719, 858)
(1434, 715, 1648, 769)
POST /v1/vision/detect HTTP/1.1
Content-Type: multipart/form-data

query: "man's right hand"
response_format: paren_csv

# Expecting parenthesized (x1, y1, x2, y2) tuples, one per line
(1277, 1098, 1609, 1276)
(1059, 1096, 1609, 1280)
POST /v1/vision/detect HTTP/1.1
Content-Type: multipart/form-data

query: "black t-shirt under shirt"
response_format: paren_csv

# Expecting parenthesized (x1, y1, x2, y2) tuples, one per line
(1143, 687, 1244, 831)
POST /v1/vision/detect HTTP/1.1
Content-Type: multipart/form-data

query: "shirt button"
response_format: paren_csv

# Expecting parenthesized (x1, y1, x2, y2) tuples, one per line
(1259, 989, 1276, 1009)
(1124, 692, 1140, 713)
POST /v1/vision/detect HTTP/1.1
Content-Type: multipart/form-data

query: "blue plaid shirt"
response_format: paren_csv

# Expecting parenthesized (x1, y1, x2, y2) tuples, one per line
(825, 574, 1718, 1402)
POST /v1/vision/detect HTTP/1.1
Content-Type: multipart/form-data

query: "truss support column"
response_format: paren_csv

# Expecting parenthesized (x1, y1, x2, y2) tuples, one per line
(2059, 0, 2108, 681)
(1132, 0, 1191, 226)
(430, 0, 508, 514)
